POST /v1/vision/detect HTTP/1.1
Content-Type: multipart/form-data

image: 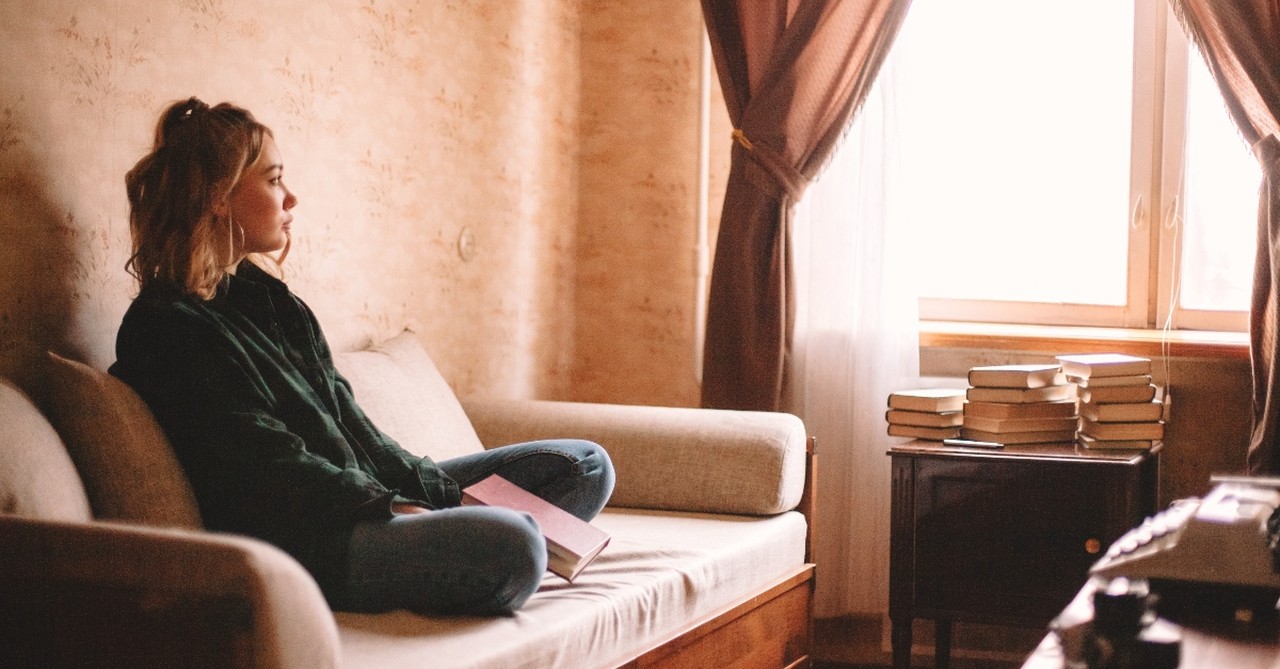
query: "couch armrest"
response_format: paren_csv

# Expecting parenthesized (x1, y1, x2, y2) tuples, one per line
(0, 515, 340, 669)
(461, 398, 807, 516)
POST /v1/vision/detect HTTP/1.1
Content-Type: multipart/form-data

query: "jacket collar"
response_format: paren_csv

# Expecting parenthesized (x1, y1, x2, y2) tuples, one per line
(229, 259, 284, 289)
(217, 260, 294, 329)
(223, 260, 288, 299)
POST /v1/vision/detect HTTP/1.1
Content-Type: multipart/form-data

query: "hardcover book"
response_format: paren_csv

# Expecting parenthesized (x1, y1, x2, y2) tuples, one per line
(1056, 353, 1152, 379)
(1077, 433, 1157, 450)
(888, 424, 962, 441)
(1079, 418, 1165, 441)
(966, 384, 1076, 404)
(961, 415, 1079, 434)
(960, 427, 1077, 445)
(963, 400, 1078, 420)
(1067, 373, 1153, 388)
(885, 409, 964, 428)
(887, 388, 967, 413)
(967, 364, 1064, 389)
(1079, 400, 1164, 423)
(1078, 384, 1157, 405)
(462, 475, 611, 582)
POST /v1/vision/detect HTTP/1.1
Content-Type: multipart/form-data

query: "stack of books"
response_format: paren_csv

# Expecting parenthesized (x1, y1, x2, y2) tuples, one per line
(961, 363, 1078, 445)
(1057, 353, 1163, 450)
(885, 388, 966, 441)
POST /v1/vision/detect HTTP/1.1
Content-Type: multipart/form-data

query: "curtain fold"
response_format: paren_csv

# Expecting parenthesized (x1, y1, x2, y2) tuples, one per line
(699, 0, 913, 411)
(1168, 1, 1280, 472)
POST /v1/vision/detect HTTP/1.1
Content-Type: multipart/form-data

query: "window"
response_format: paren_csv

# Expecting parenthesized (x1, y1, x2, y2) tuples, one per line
(893, 0, 1259, 331)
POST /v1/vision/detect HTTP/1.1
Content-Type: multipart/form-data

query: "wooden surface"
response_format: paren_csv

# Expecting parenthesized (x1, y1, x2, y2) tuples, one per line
(618, 566, 814, 669)
(1022, 580, 1280, 668)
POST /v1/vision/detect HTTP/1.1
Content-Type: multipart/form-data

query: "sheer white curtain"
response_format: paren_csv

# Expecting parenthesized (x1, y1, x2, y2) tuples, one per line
(790, 62, 919, 617)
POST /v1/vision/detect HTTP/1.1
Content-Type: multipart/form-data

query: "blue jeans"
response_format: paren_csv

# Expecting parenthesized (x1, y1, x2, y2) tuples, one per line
(341, 439, 614, 615)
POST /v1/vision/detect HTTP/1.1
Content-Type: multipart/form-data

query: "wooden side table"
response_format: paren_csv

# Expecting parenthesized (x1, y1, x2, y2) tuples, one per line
(888, 440, 1160, 669)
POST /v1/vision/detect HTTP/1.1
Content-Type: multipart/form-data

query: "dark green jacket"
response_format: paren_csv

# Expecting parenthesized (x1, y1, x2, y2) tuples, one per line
(110, 261, 461, 601)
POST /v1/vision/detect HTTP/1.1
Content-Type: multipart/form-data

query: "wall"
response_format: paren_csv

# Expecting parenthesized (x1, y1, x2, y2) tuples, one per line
(0, 0, 711, 408)
(575, 0, 708, 406)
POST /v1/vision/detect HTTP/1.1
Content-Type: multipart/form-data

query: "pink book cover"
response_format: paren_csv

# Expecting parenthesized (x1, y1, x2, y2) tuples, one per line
(462, 474, 611, 581)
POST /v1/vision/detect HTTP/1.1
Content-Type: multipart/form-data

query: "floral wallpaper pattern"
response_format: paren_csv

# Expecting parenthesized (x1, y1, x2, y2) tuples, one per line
(0, 0, 709, 406)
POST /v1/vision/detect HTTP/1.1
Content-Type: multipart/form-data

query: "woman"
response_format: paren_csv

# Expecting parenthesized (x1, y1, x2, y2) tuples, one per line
(109, 97, 614, 615)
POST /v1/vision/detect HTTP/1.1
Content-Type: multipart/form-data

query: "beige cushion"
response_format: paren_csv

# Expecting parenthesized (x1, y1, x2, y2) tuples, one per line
(0, 377, 92, 521)
(31, 353, 202, 529)
(463, 398, 808, 516)
(333, 331, 484, 462)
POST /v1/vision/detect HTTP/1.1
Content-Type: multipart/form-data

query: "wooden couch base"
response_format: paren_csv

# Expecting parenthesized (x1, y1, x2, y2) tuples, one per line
(616, 564, 815, 669)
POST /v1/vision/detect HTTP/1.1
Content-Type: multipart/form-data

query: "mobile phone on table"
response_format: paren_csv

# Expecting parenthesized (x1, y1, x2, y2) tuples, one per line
(942, 438, 1004, 449)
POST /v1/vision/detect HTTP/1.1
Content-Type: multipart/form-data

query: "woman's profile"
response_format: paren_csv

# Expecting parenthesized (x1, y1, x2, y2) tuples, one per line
(109, 97, 614, 615)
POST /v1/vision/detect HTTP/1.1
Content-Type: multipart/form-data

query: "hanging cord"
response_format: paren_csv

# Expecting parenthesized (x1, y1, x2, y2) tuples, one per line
(1158, 167, 1187, 419)
(731, 128, 754, 151)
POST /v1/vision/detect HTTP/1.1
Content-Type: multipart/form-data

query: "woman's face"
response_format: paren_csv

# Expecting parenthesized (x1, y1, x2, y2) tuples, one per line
(228, 134, 297, 254)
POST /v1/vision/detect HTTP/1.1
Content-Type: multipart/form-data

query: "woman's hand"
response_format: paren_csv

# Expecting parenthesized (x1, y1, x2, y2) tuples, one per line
(391, 502, 431, 515)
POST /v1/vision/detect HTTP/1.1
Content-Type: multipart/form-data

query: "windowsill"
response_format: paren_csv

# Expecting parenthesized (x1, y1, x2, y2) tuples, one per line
(919, 320, 1250, 360)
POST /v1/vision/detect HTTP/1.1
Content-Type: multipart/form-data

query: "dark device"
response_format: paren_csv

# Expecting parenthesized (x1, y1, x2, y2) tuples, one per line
(1088, 477, 1280, 626)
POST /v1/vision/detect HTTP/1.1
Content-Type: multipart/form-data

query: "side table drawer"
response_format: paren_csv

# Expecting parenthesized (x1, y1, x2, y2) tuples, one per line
(913, 458, 1136, 622)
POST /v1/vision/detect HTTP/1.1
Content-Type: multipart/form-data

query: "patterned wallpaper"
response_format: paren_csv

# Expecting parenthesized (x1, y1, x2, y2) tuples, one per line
(575, 1, 709, 404)
(0, 0, 713, 405)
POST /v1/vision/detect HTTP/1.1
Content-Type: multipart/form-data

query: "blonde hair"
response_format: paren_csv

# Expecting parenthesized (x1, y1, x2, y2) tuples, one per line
(124, 97, 289, 299)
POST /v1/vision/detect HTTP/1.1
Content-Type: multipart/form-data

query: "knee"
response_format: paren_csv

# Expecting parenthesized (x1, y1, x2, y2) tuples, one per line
(571, 440, 616, 505)
(478, 509, 547, 613)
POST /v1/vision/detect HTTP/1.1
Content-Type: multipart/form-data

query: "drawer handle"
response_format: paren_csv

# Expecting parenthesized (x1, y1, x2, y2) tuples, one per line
(1085, 538, 1102, 554)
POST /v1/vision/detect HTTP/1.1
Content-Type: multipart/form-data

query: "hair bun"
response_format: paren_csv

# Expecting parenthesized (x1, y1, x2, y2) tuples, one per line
(179, 97, 209, 119)
(158, 97, 210, 145)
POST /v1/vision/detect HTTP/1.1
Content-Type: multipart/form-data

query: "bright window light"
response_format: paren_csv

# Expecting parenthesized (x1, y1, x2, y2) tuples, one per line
(880, 1, 1259, 330)
(893, 0, 1135, 306)
(1179, 49, 1259, 312)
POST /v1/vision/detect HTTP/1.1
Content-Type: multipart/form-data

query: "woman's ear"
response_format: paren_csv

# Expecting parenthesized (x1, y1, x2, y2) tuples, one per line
(211, 198, 230, 219)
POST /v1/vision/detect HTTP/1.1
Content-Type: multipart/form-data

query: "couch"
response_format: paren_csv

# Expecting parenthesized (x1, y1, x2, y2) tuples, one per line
(0, 331, 814, 668)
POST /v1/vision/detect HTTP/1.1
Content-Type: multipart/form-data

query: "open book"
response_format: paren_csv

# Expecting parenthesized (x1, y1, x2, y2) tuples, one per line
(462, 474, 611, 582)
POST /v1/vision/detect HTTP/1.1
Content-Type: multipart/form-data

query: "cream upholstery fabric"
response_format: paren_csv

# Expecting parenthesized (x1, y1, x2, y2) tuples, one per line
(333, 331, 485, 461)
(463, 398, 807, 516)
(335, 508, 808, 669)
(0, 378, 92, 521)
(29, 353, 202, 528)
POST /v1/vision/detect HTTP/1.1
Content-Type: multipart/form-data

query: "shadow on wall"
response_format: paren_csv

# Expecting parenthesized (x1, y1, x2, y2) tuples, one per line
(0, 99, 83, 363)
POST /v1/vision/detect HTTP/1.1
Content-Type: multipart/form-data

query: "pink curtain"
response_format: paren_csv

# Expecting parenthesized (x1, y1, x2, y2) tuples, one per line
(699, 0, 913, 411)
(1169, 1, 1280, 472)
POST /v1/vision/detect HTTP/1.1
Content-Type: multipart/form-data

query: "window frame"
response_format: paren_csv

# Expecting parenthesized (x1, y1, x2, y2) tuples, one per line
(917, 0, 1251, 333)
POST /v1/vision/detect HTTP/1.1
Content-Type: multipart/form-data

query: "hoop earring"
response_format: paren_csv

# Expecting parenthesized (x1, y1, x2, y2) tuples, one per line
(225, 213, 244, 266)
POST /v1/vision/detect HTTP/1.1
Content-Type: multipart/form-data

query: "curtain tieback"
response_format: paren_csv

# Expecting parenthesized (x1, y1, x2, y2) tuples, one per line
(1256, 133, 1280, 169)
(731, 128, 808, 201)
